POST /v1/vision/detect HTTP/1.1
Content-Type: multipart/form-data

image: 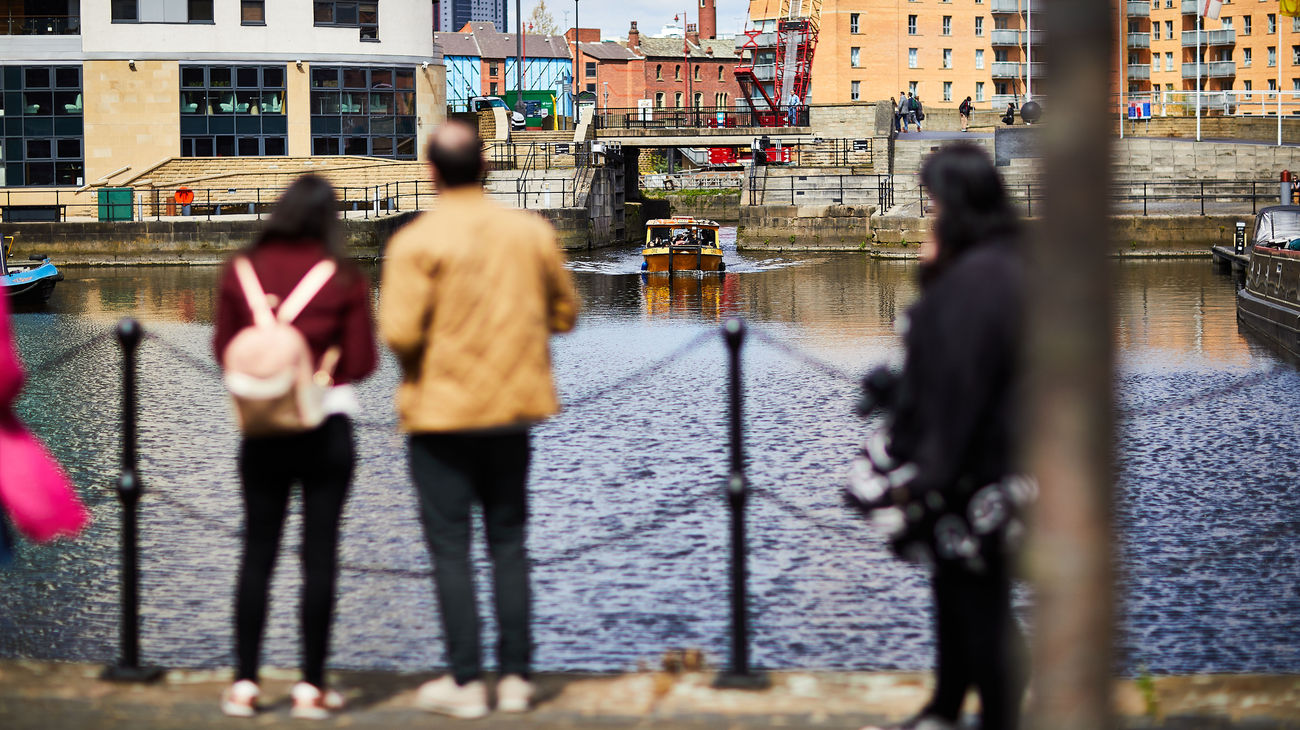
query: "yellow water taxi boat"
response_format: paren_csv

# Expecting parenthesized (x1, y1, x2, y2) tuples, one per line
(641, 217, 725, 273)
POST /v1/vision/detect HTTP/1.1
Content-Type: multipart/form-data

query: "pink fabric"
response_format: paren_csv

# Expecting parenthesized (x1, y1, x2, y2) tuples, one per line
(0, 294, 89, 542)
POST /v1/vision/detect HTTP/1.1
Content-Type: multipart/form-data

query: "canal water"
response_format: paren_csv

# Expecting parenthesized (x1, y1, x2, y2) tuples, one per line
(1, 229, 1297, 676)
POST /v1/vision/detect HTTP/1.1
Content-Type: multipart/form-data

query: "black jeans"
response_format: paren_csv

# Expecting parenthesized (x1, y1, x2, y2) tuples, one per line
(409, 431, 531, 685)
(926, 555, 1027, 730)
(235, 415, 353, 688)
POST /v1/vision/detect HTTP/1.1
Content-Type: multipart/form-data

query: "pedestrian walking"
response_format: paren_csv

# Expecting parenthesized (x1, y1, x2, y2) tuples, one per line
(904, 92, 919, 132)
(214, 175, 377, 720)
(890, 97, 899, 134)
(850, 144, 1029, 730)
(958, 96, 973, 132)
(898, 91, 908, 132)
(912, 94, 924, 132)
(379, 119, 578, 719)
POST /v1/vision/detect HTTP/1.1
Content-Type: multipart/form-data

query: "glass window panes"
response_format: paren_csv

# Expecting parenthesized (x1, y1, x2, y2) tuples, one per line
(242, 0, 265, 24)
(2, 65, 83, 186)
(111, 0, 137, 21)
(188, 0, 214, 22)
(179, 65, 287, 157)
(310, 66, 418, 159)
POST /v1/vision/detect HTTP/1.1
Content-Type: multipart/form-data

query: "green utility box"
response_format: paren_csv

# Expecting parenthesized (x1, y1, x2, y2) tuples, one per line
(97, 187, 133, 222)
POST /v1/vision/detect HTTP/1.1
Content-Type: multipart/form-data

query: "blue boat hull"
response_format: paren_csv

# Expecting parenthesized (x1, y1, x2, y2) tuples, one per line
(1, 262, 62, 304)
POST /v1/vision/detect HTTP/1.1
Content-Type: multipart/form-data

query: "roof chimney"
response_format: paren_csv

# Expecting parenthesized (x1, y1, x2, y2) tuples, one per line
(699, 0, 717, 41)
(628, 21, 640, 52)
(685, 22, 699, 46)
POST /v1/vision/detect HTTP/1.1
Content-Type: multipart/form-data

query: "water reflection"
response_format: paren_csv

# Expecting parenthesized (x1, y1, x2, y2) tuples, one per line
(0, 241, 1295, 676)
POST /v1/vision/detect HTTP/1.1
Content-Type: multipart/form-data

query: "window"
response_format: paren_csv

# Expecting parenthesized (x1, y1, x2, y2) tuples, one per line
(1269, 46, 1277, 67)
(909, 81, 918, 96)
(585, 82, 595, 93)
(976, 81, 984, 102)
(693, 92, 702, 108)
(850, 47, 860, 67)
(942, 48, 952, 69)
(850, 13, 860, 34)
(489, 62, 499, 77)
(942, 16, 951, 35)
(693, 64, 700, 81)
(850, 80, 860, 100)
(995, 49, 1008, 62)
(1244, 79, 1252, 96)
(1244, 48, 1252, 66)
(674, 91, 682, 107)
(1165, 20, 1174, 37)
(655, 64, 662, 81)
(1243, 15, 1252, 35)
(1268, 13, 1276, 34)
(975, 48, 984, 69)
(1292, 45, 1300, 65)
(585, 61, 596, 77)
(975, 17, 983, 36)
(909, 48, 918, 68)
(675, 64, 681, 80)
(315, 2, 378, 39)
(188, 0, 213, 22)
(1, 65, 84, 187)
(1295, 16, 1300, 32)
(943, 81, 952, 101)
(490, 82, 498, 95)
(181, 65, 287, 158)
(655, 91, 664, 107)
(908, 15, 917, 35)
(241, 0, 265, 24)
(309, 66, 416, 158)
(1222, 17, 1232, 30)
(111, 0, 137, 21)
(1152, 24, 1159, 40)
(1270, 78, 1278, 91)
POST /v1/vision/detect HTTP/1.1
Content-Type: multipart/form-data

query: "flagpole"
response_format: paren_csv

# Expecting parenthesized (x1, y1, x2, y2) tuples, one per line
(1196, 13, 1202, 142)
(1279, 17, 1285, 146)
(1119, 5, 1125, 140)
(1026, 0, 1033, 101)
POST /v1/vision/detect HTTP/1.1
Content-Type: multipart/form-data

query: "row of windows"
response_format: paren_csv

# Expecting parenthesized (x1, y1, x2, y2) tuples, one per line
(1133, 15, 1300, 38)
(0, 65, 83, 187)
(850, 80, 985, 103)
(112, 0, 374, 38)
(651, 92, 731, 108)
(1128, 45, 1300, 69)
(894, 47, 988, 70)
(653, 64, 730, 82)
(310, 66, 417, 160)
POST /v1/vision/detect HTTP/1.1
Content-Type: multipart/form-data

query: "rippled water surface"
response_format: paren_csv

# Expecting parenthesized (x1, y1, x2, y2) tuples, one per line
(1, 231, 1297, 675)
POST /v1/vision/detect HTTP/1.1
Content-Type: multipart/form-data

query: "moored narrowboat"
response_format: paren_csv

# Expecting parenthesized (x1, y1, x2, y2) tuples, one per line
(0, 236, 63, 305)
(1237, 206, 1300, 359)
(641, 217, 725, 273)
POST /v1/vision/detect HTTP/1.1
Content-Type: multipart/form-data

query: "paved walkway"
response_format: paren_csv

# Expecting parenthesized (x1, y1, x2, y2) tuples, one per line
(1, 661, 1297, 729)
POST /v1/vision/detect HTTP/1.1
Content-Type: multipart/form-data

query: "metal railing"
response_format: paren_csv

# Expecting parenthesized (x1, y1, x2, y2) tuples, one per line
(486, 141, 592, 172)
(750, 172, 895, 212)
(594, 106, 810, 131)
(907, 178, 1283, 217)
(3, 13, 79, 35)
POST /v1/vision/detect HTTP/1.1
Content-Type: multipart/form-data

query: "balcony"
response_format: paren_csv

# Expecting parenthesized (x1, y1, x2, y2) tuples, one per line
(1126, 1, 1150, 17)
(1181, 0, 1198, 13)
(991, 29, 1045, 46)
(1126, 63, 1151, 80)
(991, 93, 1025, 108)
(1181, 28, 1236, 46)
(1181, 60, 1237, 78)
(1127, 32, 1151, 49)
(0, 14, 79, 35)
(991, 61, 1046, 79)
(991, 0, 1021, 13)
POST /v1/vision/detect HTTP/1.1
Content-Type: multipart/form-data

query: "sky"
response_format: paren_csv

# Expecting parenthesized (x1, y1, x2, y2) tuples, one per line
(518, 0, 752, 40)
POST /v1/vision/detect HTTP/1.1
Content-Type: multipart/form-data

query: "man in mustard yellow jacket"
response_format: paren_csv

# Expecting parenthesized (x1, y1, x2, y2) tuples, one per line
(379, 119, 577, 719)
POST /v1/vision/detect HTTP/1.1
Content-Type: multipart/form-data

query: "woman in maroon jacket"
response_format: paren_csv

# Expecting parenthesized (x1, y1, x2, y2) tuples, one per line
(213, 175, 376, 719)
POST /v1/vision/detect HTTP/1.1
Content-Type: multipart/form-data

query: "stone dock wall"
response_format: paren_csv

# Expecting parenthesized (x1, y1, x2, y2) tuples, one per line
(6, 207, 598, 265)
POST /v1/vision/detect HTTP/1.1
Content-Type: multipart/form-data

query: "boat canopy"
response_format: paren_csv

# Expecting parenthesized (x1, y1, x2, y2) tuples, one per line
(647, 222, 719, 248)
(1254, 207, 1300, 247)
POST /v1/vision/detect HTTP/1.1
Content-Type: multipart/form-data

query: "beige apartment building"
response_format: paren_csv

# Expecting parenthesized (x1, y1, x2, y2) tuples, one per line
(747, 0, 1040, 110)
(1122, 0, 1300, 114)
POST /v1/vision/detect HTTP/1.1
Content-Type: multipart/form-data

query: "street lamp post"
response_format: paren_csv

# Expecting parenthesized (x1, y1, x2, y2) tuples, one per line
(515, 0, 523, 114)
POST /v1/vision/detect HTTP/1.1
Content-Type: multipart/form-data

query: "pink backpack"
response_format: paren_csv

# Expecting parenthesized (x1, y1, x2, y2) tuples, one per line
(221, 257, 339, 437)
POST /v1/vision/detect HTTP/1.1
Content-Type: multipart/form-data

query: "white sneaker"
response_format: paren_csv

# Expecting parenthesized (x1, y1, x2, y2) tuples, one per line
(496, 674, 534, 713)
(220, 679, 260, 718)
(290, 681, 345, 720)
(415, 675, 489, 719)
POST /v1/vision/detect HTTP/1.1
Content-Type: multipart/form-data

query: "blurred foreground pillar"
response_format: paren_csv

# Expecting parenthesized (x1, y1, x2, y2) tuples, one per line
(1028, 0, 1116, 728)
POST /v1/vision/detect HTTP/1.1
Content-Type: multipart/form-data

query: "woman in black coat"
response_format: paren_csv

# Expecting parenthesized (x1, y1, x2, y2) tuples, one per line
(855, 144, 1030, 730)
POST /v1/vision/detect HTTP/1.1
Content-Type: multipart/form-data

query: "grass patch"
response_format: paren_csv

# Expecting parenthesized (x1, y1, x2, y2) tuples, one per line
(642, 188, 740, 200)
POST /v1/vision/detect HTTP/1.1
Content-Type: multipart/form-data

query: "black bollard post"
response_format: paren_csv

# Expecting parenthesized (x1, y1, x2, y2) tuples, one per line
(714, 319, 769, 689)
(101, 318, 163, 683)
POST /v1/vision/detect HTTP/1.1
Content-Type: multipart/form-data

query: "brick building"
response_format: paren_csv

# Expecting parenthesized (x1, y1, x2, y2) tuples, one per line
(568, 27, 646, 110)
(629, 18, 741, 109)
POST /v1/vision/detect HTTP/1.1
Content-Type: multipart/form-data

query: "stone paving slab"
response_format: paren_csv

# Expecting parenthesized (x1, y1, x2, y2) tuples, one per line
(1, 661, 1299, 729)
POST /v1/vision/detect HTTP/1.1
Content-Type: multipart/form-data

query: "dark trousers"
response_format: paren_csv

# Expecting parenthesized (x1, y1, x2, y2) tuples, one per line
(926, 555, 1027, 730)
(409, 431, 531, 685)
(235, 415, 353, 688)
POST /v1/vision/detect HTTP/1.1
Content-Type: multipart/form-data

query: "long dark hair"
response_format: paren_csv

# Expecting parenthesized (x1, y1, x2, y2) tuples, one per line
(919, 143, 1020, 279)
(252, 174, 343, 256)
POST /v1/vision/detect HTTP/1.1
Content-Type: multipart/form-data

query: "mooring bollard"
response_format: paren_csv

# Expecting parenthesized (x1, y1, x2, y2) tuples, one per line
(101, 318, 163, 683)
(714, 318, 769, 689)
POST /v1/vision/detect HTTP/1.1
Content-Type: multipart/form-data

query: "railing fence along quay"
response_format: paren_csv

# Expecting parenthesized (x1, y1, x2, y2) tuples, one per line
(16, 316, 1295, 682)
